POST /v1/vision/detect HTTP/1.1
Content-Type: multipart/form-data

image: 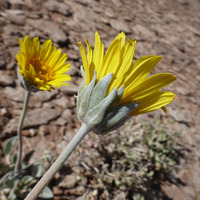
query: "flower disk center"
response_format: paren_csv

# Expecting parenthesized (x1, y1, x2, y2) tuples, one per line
(29, 57, 52, 82)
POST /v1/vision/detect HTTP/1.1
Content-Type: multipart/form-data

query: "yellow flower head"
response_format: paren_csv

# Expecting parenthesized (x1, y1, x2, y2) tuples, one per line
(16, 36, 71, 91)
(78, 32, 176, 116)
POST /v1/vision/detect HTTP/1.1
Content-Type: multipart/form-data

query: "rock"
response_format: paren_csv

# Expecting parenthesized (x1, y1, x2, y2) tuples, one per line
(27, 19, 68, 43)
(66, 50, 80, 61)
(0, 17, 7, 27)
(24, 108, 61, 128)
(3, 9, 25, 25)
(43, 102, 53, 109)
(54, 117, 67, 126)
(38, 125, 50, 136)
(0, 116, 9, 130)
(27, 12, 41, 19)
(58, 174, 77, 189)
(109, 19, 132, 33)
(4, 86, 25, 102)
(65, 186, 85, 196)
(173, 186, 196, 200)
(153, 41, 175, 55)
(52, 96, 71, 109)
(49, 125, 59, 137)
(111, 0, 122, 7)
(1, 118, 18, 138)
(52, 187, 63, 197)
(59, 83, 78, 95)
(67, 64, 80, 76)
(104, 7, 116, 18)
(169, 107, 195, 126)
(22, 128, 37, 137)
(3, 34, 21, 47)
(61, 109, 72, 121)
(0, 0, 11, 9)
(44, 0, 72, 16)
(30, 90, 58, 105)
(2, 108, 61, 137)
(0, 70, 14, 86)
(0, 60, 6, 69)
(132, 24, 154, 39)
(179, 170, 198, 187)
(0, 107, 11, 117)
(6, 61, 16, 70)
(8, 0, 27, 9)
(8, 46, 20, 58)
(73, 0, 91, 6)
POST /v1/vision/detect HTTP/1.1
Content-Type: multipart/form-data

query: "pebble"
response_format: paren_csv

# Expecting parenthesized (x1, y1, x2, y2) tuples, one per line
(38, 125, 50, 136)
(2, 108, 62, 137)
(109, 19, 132, 34)
(30, 90, 58, 105)
(24, 108, 62, 128)
(44, 0, 72, 16)
(59, 83, 78, 96)
(58, 174, 77, 189)
(52, 96, 72, 109)
(4, 86, 25, 102)
(3, 9, 25, 25)
(61, 109, 72, 121)
(54, 117, 67, 126)
(0, 70, 14, 86)
(27, 19, 68, 43)
(0, 60, 6, 69)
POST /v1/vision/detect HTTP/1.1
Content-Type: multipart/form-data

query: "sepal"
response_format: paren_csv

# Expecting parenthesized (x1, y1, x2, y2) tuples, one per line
(17, 68, 40, 92)
(76, 68, 139, 134)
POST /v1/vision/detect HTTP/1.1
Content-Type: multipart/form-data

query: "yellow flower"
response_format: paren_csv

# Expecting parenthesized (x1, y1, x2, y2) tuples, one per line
(16, 36, 71, 91)
(78, 32, 176, 116)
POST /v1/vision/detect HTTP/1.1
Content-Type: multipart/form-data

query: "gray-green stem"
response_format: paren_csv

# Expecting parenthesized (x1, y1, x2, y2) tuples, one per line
(15, 91, 31, 172)
(25, 123, 90, 200)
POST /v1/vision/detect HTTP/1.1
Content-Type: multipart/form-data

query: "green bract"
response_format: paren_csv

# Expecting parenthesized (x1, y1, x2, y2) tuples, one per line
(17, 68, 40, 92)
(76, 67, 139, 134)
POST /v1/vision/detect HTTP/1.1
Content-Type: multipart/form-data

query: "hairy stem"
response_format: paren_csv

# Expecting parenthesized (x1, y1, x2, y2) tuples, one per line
(25, 123, 90, 200)
(15, 91, 31, 172)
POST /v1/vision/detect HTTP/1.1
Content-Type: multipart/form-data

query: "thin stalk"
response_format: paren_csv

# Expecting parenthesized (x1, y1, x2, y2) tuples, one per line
(15, 91, 31, 172)
(25, 123, 90, 200)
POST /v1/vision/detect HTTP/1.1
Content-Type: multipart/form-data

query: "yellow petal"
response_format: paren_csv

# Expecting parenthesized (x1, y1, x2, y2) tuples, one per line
(93, 32, 104, 76)
(54, 62, 70, 74)
(28, 64, 36, 81)
(48, 49, 62, 66)
(40, 40, 52, 61)
(100, 39, 122, 79)
(19, 38, 25, 52)
(52, 54, 67, 71)
(78, 42, 90, 84)
(86, 39, 94, 80)
(130, 91, 175, 115)
(123, 55, 163, 92)
(109, 39, 136, 91)
(32, 37, 40, 57)
(114, 32, 126, 46)
(24, 36, 33, 59)
(122, 73, 176, 102)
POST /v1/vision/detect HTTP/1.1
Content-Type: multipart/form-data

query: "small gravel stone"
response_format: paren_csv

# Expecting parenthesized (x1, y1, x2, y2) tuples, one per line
(0, 70, 14, 86)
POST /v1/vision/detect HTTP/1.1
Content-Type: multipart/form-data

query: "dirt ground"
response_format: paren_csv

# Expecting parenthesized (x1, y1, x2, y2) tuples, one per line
(0, 0, 200, 199)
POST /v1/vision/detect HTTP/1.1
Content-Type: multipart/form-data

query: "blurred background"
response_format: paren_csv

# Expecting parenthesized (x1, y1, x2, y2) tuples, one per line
(0, 0, 200, 199)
